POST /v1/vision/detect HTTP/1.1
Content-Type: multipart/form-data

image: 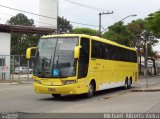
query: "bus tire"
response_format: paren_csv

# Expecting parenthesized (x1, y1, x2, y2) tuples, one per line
(123, 79, 128, 90)
(52, 94, 61, 98)
(86, 81, 95, 98)
(128, 78, 132, 89)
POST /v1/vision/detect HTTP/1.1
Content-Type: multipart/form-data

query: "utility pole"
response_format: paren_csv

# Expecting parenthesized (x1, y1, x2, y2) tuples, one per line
(98, 11, 113, 37)
(141, 30, 150, 88)
(144, 39, 149, 88)
(137, 35, 142, 74)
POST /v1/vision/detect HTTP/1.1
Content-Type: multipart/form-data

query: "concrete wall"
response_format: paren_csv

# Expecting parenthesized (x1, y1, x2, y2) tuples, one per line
(39, 0, 58, 29)
(0, 32, 11, 80)
(0, 33, 11, 55)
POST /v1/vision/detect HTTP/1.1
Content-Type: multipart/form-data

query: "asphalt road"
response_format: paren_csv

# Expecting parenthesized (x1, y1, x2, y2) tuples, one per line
(0, 76, 160, 115)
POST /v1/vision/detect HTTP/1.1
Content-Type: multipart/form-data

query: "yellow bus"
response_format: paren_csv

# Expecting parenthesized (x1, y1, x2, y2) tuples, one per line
(26, 34, 138, 98)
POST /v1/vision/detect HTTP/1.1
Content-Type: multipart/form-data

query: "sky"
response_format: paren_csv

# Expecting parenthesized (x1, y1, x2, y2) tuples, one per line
(0, 0, 159, 51)
(59, 0, 160, 29)
(0, 0, 160, 29)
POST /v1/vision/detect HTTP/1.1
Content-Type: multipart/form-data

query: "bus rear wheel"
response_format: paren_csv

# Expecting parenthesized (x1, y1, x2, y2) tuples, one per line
(52, 94, 61, 98)
(123, 79, 128, 90)
(128, 79, 132, 89)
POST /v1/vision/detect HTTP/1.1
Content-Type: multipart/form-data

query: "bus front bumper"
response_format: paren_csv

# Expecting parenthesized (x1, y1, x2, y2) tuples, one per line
(34, 83, 82, 95)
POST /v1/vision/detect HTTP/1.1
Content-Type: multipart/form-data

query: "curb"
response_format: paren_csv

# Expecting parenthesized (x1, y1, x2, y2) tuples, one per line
(0, 81, 33, 85)
(138, 75, 160, 80)
(131, 88, 160, 92)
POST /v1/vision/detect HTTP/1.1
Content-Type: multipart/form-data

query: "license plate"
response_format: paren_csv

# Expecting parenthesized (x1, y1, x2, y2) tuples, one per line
(48, 88, 56, 92)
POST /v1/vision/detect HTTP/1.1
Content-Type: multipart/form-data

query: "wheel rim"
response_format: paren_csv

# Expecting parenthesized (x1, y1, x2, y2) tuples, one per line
(128, 79, 131, 89)
(88, 84, 94, 96)
(124, 80, 128, 89)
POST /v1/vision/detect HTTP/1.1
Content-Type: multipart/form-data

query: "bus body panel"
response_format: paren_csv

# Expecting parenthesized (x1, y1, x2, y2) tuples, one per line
(33, 78, 89, 95)
(88, 59, 138, 91)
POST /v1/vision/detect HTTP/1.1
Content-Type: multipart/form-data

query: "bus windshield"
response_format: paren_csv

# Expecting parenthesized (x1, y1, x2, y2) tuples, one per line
(34, 37, 78, 78)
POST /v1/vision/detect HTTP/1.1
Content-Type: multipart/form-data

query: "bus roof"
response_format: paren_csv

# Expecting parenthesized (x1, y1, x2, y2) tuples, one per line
(42, 34, 136, 51)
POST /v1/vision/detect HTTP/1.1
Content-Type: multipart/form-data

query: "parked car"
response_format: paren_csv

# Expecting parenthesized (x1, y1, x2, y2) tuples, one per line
(14, 67, 33, 74)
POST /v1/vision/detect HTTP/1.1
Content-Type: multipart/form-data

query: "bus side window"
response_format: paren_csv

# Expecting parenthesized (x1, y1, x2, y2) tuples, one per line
(104, 44, 109, 59)
(92, 40, 103, 59)
(107, 45, 112, 60)
(78, 38, 90, 79)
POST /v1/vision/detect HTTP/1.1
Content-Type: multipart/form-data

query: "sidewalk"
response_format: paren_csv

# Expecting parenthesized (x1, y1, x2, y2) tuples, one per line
(132, 75, 160, 92)
(139, 74, 160, 79)
(132, 84, 160, 92)
(0, 79, 33, 85)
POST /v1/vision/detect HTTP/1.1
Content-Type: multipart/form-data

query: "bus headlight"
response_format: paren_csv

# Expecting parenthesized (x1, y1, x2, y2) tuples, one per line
(34, 80, 41, 84)
(63, 80, 76, 85)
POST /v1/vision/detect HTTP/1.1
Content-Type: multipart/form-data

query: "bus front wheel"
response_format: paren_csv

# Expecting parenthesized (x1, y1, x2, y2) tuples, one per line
(86, 82, 95, 98)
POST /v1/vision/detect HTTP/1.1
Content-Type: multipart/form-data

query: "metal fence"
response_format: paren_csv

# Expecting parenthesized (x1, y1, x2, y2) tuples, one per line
(1, 55, 160, 81)
(0, 55, 34, 82)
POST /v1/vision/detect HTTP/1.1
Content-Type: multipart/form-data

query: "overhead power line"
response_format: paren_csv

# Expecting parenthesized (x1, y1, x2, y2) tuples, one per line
(63, 0, 110, 12)
(0, 4, 57, 20)
(0, 12, 55, 27)
(0, 4, 99, 28)
(70, 21, 98, 27)
(63, 0, 122, 20)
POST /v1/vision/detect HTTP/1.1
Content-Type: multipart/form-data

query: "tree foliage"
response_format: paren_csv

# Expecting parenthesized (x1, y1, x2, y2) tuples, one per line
(58, 16, 73, 33)
(7, 13, 40, 55)
(7, 13, 34, 26)
(127, 19, 145, 36)
(145, 11, 160, 37)
(71, 28, 98, 36)
(102, 22, 135, 46)
(127, 19, 145, 47)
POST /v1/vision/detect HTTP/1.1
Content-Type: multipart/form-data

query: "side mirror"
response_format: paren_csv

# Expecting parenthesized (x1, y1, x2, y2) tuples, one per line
(74, 46, 82, 59)
(26, 47, 37, 60)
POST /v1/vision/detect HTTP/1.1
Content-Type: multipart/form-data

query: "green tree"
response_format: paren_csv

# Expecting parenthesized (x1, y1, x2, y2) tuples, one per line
(127, 19, 145, 46)
(141, 30, 159, 56)
(127, 19, 158, 56)
(7, 13, 40, 55)
(144, 11, 160, 56)
(127, 19, 145, 35)
(58, 16, 73, 33)
(145, 11, 160, 37)
(102, 22, 135, 46)
(7, 13, 34, 26)
(72, 28, 98, 36)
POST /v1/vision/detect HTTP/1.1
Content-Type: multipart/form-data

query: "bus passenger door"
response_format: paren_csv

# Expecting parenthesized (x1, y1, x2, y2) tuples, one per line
(78, 37, 90, 92)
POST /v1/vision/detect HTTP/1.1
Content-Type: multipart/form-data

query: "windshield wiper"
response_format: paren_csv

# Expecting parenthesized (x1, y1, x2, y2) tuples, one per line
(56, 55, 59, 68)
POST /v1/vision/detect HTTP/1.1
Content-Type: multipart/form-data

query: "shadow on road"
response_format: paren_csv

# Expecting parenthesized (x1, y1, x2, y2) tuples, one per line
(38, 87, 128, 102)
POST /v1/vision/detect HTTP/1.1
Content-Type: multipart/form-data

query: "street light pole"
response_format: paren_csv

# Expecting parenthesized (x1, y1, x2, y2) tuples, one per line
(144, 39, 149, 88)
(119, 14, 137, 22)
(98, 11, 113, 37)
(99, 13, 102, 37)
(100, 14, 137, 34)
(141, 30, 153, 88)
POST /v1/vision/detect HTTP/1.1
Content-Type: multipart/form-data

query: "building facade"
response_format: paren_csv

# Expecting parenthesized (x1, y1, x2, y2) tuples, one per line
(39, 0, 58, 29)
(0, 33, 11, 80)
